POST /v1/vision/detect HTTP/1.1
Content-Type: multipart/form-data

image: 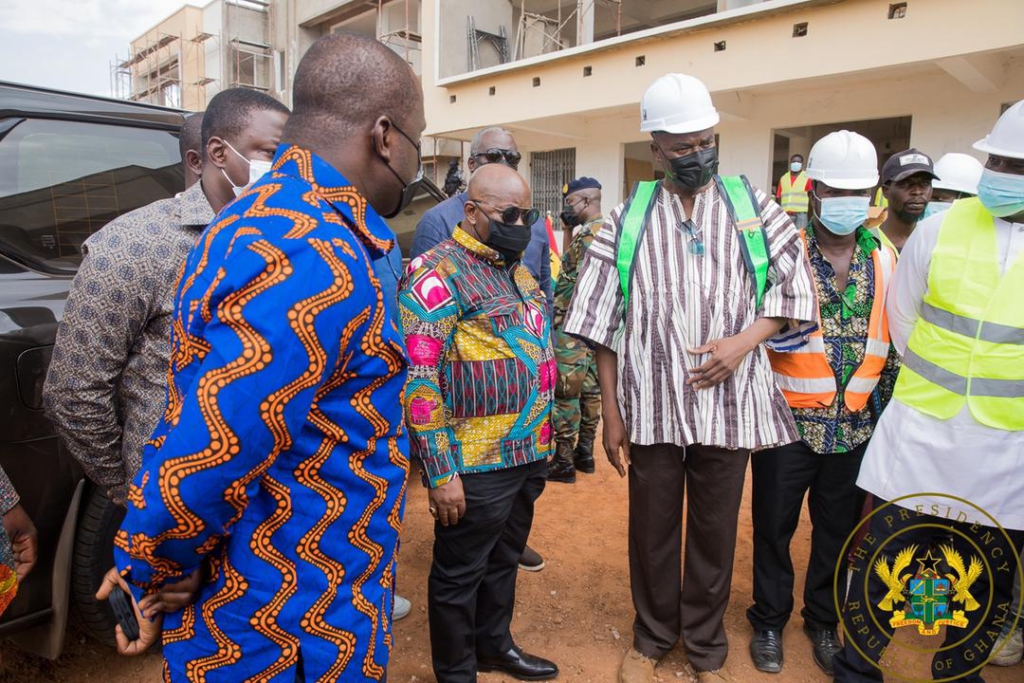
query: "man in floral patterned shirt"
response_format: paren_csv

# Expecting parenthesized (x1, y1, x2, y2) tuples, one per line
(400, 163, 557, 683)
(747, 131, 900, 677)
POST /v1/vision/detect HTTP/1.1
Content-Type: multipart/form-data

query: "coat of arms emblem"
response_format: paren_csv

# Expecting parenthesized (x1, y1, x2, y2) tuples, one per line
(873, 544, 984, 636)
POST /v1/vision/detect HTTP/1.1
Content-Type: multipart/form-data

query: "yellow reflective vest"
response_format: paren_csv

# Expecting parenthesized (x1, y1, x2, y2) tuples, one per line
(779, 171, 810, 213)
(893, 198, 1024, 430)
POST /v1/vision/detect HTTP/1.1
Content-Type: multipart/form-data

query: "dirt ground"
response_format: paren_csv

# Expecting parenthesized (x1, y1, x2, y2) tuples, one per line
(3, 450, 1021, 683)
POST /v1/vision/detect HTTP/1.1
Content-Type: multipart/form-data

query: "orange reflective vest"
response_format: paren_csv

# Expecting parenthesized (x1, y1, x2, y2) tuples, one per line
(767, 232, 896, 411)
(779, 171, 810, 213)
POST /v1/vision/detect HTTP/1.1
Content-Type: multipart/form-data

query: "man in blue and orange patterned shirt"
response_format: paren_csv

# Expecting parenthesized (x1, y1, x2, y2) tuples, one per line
(97, 34, 423, 681)
(400, 163, 558, 683)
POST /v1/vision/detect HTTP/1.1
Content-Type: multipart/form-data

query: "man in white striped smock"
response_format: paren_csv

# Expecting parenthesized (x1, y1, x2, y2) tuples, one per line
(563, 74, 817, 683)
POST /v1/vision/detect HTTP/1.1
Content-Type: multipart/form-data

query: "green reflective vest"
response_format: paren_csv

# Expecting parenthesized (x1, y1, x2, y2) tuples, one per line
(893, 197, 1024, 430)
(616, 176, 771, 310)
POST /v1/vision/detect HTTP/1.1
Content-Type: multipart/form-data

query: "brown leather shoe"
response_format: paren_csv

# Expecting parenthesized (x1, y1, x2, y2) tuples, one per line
(696, 663, 733, 682)
(619, 648, 657, 683)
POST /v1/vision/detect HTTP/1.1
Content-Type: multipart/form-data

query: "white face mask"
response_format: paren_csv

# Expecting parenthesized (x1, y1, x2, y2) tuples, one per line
(221, 140, 273, 197)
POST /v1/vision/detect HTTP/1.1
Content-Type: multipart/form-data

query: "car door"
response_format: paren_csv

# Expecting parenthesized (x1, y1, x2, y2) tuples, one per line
(0, 114, 182, 656)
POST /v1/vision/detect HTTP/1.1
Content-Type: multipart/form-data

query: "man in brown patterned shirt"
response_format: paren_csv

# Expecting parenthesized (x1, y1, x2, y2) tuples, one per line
(44, 89, 289, 504)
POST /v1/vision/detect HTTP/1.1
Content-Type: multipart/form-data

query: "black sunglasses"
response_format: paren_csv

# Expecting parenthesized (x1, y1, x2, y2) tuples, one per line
(472, 148, 522, 169)
(471, 200, 539, 227)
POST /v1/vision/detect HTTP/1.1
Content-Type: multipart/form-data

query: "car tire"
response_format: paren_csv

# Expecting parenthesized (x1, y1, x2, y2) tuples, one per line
(70, 486, 124, 646)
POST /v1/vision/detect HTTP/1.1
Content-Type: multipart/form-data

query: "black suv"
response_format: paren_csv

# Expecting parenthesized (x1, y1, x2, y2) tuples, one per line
(0, 82, 186, 657)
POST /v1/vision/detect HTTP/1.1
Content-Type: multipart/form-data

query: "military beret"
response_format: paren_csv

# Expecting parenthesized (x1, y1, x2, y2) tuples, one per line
(562, 176, 602, 198)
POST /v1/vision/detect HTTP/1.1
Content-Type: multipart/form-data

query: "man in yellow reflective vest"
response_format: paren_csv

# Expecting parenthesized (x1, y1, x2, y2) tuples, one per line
(749, 131, 900, 677)
(834, 101, 1024, 681)
(777, 153, 812, 230)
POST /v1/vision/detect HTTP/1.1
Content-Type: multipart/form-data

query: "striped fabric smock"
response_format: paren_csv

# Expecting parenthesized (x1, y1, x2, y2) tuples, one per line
(563, 179, 818, 450)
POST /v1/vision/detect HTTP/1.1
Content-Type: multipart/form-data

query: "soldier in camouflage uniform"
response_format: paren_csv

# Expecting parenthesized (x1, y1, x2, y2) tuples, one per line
(548, 177, 604, 483)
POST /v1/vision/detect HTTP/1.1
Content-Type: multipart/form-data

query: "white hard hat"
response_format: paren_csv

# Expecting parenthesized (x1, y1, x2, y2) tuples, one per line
(973, 99, 1024, 160)
(640, 74, 720, 135)
(933, 153, 984, 195)
(805, 130, 879, 190)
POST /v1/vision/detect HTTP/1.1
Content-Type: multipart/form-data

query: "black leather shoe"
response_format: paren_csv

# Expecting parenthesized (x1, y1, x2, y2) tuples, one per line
(478, 645, 559, 680)
(804, 625, 841, 676)
(749, 629, 784, 673)
(573, 445, 595, 474)
(547, 459, 576, 483)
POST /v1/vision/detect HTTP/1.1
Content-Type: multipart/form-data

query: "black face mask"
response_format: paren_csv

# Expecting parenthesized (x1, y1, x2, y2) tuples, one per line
(560, 209, 582, 228)
(379, 121, 424, 219)
(664, 147, 719, 191)
(484, 219, 531, 262)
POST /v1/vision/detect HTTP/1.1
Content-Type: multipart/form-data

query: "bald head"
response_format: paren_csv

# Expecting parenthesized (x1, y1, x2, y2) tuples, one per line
(282, 32, 426, 220)
(464, 164, 533, 249)
(285, 32, 423, 144)
(467, 163, 530, 207)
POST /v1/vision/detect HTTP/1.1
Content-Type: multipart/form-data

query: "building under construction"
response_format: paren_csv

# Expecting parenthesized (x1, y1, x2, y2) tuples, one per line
(111, 0, 277, 111)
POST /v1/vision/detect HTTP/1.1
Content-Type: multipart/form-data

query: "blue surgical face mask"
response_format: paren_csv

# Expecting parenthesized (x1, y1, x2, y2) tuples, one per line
(814, 194, 870, 236)
(921, 201, 952, 221)
(977, 169, 1024, 218)
(791, 161, 803, 173)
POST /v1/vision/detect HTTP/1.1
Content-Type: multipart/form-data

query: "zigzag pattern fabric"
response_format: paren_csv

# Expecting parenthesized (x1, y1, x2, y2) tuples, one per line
(114, 146, 409, 682)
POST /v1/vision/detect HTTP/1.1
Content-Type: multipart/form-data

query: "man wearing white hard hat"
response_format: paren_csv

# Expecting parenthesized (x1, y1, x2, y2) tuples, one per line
(921, 152, 986, 220)
(564, 73, 816, 683)
(834, 101, 1024, 681)
(748, 131, 900, 677)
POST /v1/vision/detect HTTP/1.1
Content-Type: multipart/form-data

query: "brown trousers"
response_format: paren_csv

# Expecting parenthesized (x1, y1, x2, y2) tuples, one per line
(628, 443, 750, 671)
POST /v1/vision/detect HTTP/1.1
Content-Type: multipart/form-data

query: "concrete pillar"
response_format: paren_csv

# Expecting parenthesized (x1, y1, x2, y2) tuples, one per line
(577, 0, 595, 46)
(717, 120, 774, 191)
(575, 138, 626, 209)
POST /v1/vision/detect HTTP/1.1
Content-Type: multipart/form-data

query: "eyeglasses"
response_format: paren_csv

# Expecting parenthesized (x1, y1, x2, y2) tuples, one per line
(472, 148, 522, 169)
(679, 219, 705, 256)
(471, 200, 539, 227)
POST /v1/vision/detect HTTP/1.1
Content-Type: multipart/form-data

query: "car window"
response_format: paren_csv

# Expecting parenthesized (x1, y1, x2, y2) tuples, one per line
(0, 118, 182, 275)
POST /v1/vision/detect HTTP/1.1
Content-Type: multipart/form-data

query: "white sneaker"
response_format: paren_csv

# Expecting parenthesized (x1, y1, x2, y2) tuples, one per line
(393, 594, 412, 621)
(991, 627, 1023, 666)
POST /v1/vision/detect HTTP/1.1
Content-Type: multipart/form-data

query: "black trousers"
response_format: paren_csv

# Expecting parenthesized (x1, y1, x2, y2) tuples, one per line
(833, 496, 1024, 682)
(428, 460, 547, 683)
(629, 443, 750, 672)
(747, 440, 867, 632)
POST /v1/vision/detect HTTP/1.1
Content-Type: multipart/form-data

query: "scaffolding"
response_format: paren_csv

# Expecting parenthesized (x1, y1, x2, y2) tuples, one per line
(377, 0, 422, 65)
(110, 1, 274, 110)
(229, 37, 274, 91)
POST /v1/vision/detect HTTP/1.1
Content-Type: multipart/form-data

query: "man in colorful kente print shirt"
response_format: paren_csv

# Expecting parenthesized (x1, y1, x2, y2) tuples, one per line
(96, 34, 421, 681)
(400, 163, 558, 683)
(747, 131, 900, 677)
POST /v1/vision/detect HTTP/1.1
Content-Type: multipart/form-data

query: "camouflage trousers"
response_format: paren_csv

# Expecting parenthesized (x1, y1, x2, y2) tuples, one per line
(552, 329, 601, 463)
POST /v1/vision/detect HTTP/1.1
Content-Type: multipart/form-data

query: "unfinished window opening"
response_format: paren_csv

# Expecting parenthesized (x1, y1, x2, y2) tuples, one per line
(635, 55, 645, 67)
(714, 41, 726, 52)
(888, 3, 907, 19)
(793, 23, 808, 37)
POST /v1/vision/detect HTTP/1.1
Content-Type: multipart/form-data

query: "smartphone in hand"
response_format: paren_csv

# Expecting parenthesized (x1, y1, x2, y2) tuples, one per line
(107, 585, 141, 642)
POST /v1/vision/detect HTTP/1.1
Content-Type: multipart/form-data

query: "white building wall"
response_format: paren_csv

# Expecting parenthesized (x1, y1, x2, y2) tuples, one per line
(203, 0, 224, 103)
